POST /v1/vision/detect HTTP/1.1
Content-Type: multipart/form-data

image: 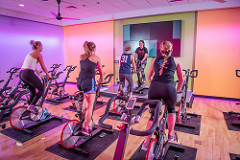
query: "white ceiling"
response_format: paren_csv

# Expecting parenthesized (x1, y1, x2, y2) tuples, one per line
(0, 0, 240, 26)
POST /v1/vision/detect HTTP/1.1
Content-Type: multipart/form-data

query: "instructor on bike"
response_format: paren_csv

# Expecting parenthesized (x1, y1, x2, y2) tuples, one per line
(134, 40, 148, 86)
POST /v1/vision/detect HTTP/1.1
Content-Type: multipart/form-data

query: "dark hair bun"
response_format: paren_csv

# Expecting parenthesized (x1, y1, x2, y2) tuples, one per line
(30, 40, 35, 45)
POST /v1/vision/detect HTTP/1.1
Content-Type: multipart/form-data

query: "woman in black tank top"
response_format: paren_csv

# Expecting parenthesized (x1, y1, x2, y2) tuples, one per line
(141, 41, 184, 150)
(77, 41, 103, 136)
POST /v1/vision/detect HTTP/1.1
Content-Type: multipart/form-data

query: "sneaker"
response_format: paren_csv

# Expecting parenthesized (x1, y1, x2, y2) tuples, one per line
(141, 81, 146, 88)
(168, 132, 178, 142)
(40, 108, 51, 120)
(141, 142, 149, 151)
(81, 128, 91, 137)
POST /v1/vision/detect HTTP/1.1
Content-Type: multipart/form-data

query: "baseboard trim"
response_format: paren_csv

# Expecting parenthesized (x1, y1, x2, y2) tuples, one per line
(193, 94, 240, 102)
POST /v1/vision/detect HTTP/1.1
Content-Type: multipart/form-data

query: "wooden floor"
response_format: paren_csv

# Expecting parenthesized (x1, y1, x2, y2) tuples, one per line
(0, 83, 240, 160)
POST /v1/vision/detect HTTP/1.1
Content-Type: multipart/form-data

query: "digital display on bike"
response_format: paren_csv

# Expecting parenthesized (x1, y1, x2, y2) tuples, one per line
(126, 98, 136, 110)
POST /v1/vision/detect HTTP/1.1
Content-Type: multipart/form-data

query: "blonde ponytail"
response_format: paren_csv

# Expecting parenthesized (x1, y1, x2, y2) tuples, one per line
(81, 41, 96, 60)
(159, 41, 173, 76)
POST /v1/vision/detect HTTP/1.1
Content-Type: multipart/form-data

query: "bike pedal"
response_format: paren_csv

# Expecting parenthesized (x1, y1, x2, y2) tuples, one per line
(173, 155, 179, 160)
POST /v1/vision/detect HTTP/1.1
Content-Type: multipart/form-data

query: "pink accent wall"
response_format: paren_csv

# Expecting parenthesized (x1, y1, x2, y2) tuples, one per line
(194, 8, 240, 99)
(0, 15, 64, 86)
(63, 21, 114, 83)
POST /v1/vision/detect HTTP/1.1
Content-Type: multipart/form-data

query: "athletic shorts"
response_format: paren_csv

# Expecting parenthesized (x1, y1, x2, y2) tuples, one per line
(77, 77, 96, 94)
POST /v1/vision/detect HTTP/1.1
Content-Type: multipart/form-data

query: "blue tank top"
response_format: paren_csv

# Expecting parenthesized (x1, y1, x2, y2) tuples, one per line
(79, 58, 97, 79)
(152, 56, 176, 83)
(119, 53, 132, 74)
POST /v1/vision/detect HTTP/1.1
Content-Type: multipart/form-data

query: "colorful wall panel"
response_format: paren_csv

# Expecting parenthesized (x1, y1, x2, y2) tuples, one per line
(114, 12, 196, 87)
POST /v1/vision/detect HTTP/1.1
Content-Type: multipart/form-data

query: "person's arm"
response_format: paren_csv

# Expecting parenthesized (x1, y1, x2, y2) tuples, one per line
(131, 55, 136, 73)
(147, 58, 156, 84)
(141, 47, 148, 63)
(37, 53, 51, 79)
(96, 55, 104, 83)
(134, 53, 137, 62)
(141, 53, 148, 63)
(174, 58, 184, 92)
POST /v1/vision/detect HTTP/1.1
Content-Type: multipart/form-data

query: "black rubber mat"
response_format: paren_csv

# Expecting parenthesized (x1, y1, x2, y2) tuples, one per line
(230, 153, 240, 160)
(45, 97, 70, 105)
(223, 112, 240, 131)
(130, 141, 197, 160)
(133, 88, 149, 96)
(0, 113, 11, 123)
(63, 102, 107, 112)
(172, 113, 202, 135)
(0, 116, 69, 143)
(1, 115, 10, 123)
(46, 129, 120, 160)
(100, 106, 148, 122)
(0, 109, 12, 123)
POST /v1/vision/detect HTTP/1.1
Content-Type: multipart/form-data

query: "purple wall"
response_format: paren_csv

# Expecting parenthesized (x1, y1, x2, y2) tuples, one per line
(0, 15, 64, 86)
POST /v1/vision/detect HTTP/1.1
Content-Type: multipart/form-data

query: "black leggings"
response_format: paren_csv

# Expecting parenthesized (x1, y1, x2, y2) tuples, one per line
(119, 73, 133, 93)
(19, 70, 44, 105)
(148, 82, 176, 114)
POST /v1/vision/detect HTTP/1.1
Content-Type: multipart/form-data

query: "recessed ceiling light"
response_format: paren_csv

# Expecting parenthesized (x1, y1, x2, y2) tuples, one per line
(19, 4, 24, 7)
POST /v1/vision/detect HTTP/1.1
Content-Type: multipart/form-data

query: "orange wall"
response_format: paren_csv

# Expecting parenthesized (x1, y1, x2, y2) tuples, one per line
(63, 21, 114, 83)
(194, 8, 240, 99)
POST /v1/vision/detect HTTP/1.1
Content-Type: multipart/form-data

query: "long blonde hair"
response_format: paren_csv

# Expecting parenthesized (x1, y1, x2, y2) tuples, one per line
(81, 41, 96, 60)
(159, 41, 173, 76)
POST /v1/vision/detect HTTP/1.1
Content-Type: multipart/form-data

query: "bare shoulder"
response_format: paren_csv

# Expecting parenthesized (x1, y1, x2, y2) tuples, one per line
(173, 57, 181, 66)
(89, 54, 100, 63)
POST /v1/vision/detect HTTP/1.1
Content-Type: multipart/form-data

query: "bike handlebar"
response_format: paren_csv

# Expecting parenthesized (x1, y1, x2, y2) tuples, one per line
(99, 74, 114, 85)
(182, 69, 198, 78)
(64, 65, 77, 72)
(236, 70, 240, 78)
(190, 70, 198, 78)
(130, 100, 162, 136)
(6, 67, 20, 74)
(48, 64, 61, 76)
(98, 95, 128, 129)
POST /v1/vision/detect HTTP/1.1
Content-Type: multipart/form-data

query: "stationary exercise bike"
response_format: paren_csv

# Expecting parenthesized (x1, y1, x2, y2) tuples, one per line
(176, 69, 198, 124)
(134, 59, 148, 94)
(100, 97, 162, 160)
(9, 64, 61, 134)
(0, 79, 30, 129)
(145, 103, 171, 160)
(60, 74, 113, 155)
(0, 67, 21, 102)
(46, 65, 77, 102)
(236, 70, 240, 105)
(112, 80, 129, 114)
(226, 69, 240, 127)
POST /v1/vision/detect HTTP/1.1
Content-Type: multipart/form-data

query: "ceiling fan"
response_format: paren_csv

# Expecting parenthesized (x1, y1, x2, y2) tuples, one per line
(45, 0, 80, 20)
